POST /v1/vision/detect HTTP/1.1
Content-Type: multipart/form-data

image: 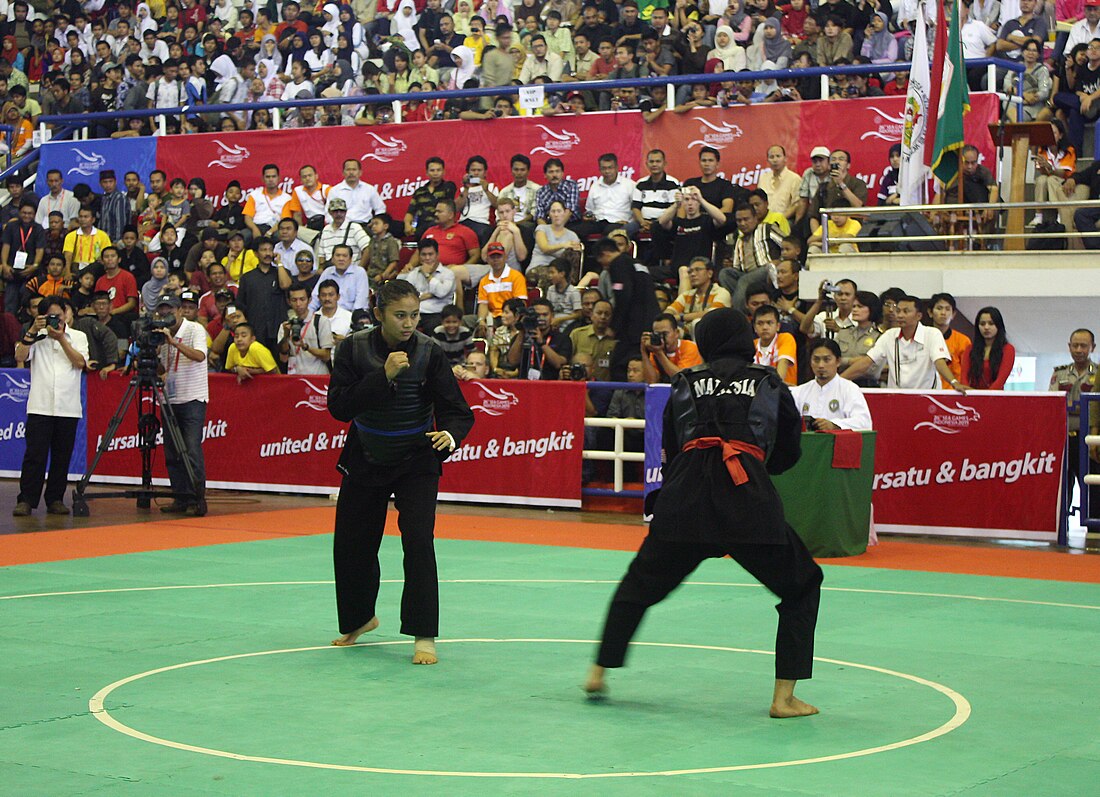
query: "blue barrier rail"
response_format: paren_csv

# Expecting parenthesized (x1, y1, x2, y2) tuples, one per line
(35, 57, 1024, 130)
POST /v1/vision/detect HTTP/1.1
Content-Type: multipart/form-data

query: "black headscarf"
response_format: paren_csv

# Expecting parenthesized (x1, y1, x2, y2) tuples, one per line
(695, 308, 755, 365)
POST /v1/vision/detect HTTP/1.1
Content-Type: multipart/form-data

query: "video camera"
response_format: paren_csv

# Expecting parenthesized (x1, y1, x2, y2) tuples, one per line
(518, 306, 540, 332)
(130, 316, 174, 378)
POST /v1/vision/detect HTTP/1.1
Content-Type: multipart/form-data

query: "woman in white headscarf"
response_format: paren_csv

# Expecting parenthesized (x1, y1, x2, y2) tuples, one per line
(393, 0, 421, 52)
(447, 44, 477, 89)
(708, 25, 746, 72)
(321, 4, 342, 48)
(212, 0, 238, 32)
(210, 54, 243, 104)
(135, 3, 158, 37)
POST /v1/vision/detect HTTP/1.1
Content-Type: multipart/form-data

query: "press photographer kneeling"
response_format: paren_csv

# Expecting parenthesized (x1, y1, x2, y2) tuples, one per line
(152, 294, 209, 516)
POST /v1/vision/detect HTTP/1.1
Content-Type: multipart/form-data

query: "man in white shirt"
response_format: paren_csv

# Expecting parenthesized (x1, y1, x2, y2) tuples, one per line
(35, 168, 80, 229)
(1067, 0, 1100, 50)
(791, 339, 873, 431)
(519, 34, 564, 82)
(455, 155, 498, 243)
(243, 163, 293, 240)
(13, 295, 89, 516)
(398, 237, 456, 333)
(961, 1, 998, 60)
(279, 284, 333, 375)
(842, 295, 965, 391)
(578, 153, 637, 238)
(315, 278, 353, 344)
(327, 159, 386, 226)
(272, 218, 313, 268)
(155, 294, 209, 516)
(287, 164, 331, 234)
(146, 58, 184, 110)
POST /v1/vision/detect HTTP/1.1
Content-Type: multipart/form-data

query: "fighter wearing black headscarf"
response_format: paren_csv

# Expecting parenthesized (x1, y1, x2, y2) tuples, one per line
(585, 308, 825, 718)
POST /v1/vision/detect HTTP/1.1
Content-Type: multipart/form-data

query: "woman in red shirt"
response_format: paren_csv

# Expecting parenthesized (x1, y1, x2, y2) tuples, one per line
(961, 307, 1015, 389)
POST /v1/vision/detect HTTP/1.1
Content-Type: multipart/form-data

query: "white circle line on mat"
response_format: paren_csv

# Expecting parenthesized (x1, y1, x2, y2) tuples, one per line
(88, 639, 971, 779)
(3, 580, 1098, 611)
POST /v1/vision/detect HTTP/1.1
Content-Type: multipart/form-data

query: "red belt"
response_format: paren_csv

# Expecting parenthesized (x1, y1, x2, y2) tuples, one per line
(682, 437, 765, 486)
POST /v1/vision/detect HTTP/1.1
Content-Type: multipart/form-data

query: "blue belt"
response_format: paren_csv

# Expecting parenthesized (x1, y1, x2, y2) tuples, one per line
(354, 418, 433, 437)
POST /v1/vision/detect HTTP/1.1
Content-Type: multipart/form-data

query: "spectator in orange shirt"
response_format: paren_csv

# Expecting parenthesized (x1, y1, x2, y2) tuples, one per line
(753, 304, 797, 385)
(475, 242, 528, 335)
(641, 313, 702, 384)
(928, 292, 972, 387)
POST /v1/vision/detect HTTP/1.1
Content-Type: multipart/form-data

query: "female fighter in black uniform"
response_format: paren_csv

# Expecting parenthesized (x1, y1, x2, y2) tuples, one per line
(586, 308, 824, 717)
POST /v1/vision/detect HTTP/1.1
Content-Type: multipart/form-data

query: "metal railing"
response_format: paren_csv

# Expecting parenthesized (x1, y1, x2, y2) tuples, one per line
(33, 57, 1024, 139)
(580, 381, 646, 498)
(817, 199, 1100, 253)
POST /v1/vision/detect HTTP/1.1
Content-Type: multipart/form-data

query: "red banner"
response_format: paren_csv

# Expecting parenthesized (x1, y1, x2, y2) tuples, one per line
(85, 374, 585, 508)
(864, 390, 1065, 540)
(644, 93, 1001, 201)
(155, 113, 646, 218)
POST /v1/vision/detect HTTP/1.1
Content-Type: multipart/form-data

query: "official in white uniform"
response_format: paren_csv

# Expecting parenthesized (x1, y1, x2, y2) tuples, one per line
(791, 339, 873, 431)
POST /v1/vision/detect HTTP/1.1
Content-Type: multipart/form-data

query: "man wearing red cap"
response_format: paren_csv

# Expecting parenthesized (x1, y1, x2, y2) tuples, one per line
(1066, 0, 1100, 51)
(476, 241, 527, 336)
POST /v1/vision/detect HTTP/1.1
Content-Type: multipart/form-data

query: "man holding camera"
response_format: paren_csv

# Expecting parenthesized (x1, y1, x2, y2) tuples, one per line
(507, 298, 572, 380)
(456, 156, 498, 245)
(641, 312, 702, 384)
(279, 285, 333, 375)
(154, 294, 208, 515)
(13, 296, 88, 517)
(809, 150, 867, 237)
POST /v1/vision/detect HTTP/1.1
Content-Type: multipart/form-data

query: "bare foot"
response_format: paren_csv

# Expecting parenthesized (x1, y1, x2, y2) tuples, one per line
(770, 696, 820, 718)
(331, 616, 379, 646)
(412, 637, 437, 665)
(583, 664, 607, 700)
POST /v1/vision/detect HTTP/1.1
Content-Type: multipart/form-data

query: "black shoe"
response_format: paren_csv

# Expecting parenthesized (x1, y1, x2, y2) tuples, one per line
(160, 501, 189, 514)
(12, 501, 32, 517)
(46, 501, 69, 515)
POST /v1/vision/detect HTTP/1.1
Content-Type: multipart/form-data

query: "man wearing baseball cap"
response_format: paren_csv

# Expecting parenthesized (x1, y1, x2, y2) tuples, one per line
(475, 241, 528, 336)
(154, 292, 208, 516)
(794, 146, 835, 241)
(1066, 0, 1100, 51)
(314, 197, 370, 266)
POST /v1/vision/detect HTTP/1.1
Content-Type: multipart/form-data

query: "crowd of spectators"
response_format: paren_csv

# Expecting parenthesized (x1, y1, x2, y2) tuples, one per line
(0, 0, 1079, 136)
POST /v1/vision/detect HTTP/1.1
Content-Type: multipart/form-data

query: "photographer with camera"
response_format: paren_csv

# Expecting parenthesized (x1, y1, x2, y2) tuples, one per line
(13, 296, 88, 517)
(507, 298, 572, 380)
(152, 294, 208, 515)
(455, 156, 498, 245)
(808, 150, 867, 238)
(641, 312, 702, 384)
(800, 278, 857, 340)
(279, 285, 333, 375)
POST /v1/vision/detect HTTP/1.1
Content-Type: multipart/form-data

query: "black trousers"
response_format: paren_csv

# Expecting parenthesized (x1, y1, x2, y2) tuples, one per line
(18, 414, 80, 508)
(596, 525, 823, 681)
(333, 465, 441, 638)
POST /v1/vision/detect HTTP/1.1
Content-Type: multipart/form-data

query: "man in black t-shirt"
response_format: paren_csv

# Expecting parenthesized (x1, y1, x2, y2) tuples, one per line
(1, 202, 43, 315)
(657, 184, 727, 279)
(682, 146, 744, 219)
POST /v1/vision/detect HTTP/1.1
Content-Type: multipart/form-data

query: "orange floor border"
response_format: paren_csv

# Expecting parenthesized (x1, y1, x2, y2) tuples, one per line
(2, 506, 1098, 584)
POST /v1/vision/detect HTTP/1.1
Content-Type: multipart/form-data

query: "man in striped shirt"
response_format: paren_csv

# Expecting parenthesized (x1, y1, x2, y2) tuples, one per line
(155, 294, 209, 516)
(631, 148, 679, 269)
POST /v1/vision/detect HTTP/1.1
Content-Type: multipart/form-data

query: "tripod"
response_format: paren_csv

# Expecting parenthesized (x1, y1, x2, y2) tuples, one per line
(72, 369, 206, 517)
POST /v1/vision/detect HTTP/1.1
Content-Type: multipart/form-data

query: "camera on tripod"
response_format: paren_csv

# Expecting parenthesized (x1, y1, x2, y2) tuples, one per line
(519, 307, 540, 332)
(130, 316, 174, 377)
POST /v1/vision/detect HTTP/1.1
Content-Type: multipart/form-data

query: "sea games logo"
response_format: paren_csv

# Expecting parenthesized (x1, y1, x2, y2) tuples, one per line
(687, 119, 743, 150)
(207, 140, 251, 169)
(66, 147, 107, 177)
(913, 395, 982, 434)
(0, 371, 30, 403)
(294, 379, 329, 412)
(861, 104, 905, 143)
(360, 132, 408, 163)
(530, 124, 581, 157)
(468, 382, 519, 416)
